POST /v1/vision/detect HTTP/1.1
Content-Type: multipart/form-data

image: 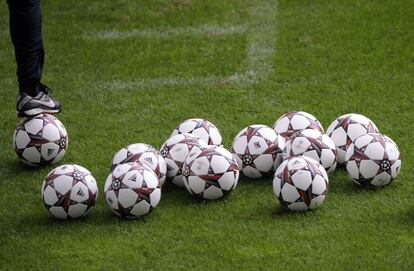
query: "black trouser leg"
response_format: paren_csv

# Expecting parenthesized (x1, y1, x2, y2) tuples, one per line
(7, 0, 44, 96)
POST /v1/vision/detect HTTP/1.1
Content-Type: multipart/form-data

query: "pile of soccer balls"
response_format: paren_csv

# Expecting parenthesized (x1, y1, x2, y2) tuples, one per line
(13, 112, 401, 219)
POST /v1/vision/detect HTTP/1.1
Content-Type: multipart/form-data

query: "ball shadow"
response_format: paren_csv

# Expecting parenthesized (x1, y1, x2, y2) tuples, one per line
(13, 211, 93, 231)
(270, 205, 322, 219)
(238, 174, 273, 186)
(2, 159, 47, 175)
(161, 178, 243, 206)
(162, 185, 235, 206)
(326, 168, 385, 195)
(14, 207, 149, 234)
(375, 204, 414, 227)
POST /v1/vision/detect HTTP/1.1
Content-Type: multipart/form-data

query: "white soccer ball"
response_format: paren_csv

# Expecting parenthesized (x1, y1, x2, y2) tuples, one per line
(326, 113, 379, 164)
(13, 113, 68, 167)
(345, 133, 401, 187)
(273, 156, 329, 212)
(273, 111, 324, 139)
(182, 145, 239, 200)
(160, 133, 208, 187)
(41, 164, 98, 219)
(111, 143, 167, 186)
(231, 124, 285, 179)
(104, 162, 161, 219)
(283, 129, 337, 173)
(171, 118, 222, 146)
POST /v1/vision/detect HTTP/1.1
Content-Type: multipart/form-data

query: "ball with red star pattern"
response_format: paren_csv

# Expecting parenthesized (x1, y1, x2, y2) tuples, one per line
(231, 124, 285, 179)
(273, 111, 324, 140)
(283, 129, 337, 173)
(104, 162, 161, 219)
(13, 113, 68, 167)
(111, 143, 167, 186)
(273, 156, 329, 212)
(160, 133, 208, 187)
(41, 164, 98, 219)
(171, 118, 222, 146)
(345, 133, 401, 187)
(326, 113, 379, 164)
(182, 145, 239, 200)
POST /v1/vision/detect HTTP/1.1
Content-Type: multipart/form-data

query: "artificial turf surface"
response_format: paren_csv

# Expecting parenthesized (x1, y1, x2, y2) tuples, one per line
(0, 0, 414, 270)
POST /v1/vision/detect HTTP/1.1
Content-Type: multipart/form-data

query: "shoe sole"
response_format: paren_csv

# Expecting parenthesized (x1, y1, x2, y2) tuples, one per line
(17, 108, 61, 118)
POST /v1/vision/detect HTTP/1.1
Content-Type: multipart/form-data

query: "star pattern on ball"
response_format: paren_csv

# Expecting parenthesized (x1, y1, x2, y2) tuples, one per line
(171, 118, 223, 146)
(14, 113, 68, 167)
(231, 125, 285, 179)
(326, 114, 379, 164)
(273, 111, 324, 139)
(42, 164, 98, 219)
(104, 163, 161, 218)
(283, 129, 337, 173)
(345, 133, 401, 187)
(160, 133, 207, 187)
(273, 157, 329, 212)
(182, 146, 239, 200)
(111, 143, 167, 186)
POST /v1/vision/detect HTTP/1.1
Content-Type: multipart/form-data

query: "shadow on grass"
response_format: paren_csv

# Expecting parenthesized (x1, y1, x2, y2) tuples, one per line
(157, 174, 273, 207)
(162, 184, 239, 207)
(269, 205, 328, 220)
(160, 182, 196, 206)
(0, 159, 48, 176)
(13, 208, 150, 233)
(327, 168, 392, 196)
(161, 179, 251, 206)
(377, 204, 414, 227)
(237, 174, 273, 186)
(396, 206, 414, 226)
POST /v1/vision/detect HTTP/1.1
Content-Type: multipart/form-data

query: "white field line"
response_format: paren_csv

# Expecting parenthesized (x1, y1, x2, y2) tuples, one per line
(244, 0, 277, 83)
(97, 1, 277, 90)
(99, 71, 259, 91)
(86, 24, 247, 40)
(99, 76, 222, 90)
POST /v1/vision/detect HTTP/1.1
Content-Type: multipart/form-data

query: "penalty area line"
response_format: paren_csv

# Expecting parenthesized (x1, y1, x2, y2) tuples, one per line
(85, 24, 248, 40)
(95, 0, 278, 90)
(98, 72, 258, 91)
(242, 0, 277, 83)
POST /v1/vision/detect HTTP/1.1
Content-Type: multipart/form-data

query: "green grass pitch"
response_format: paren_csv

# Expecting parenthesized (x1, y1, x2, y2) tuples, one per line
(1, 0, 414, 270)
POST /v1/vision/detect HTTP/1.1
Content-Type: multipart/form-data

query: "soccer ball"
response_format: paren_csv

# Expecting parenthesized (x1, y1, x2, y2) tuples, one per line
(111, 143, 167, 186)
(326, 113, 379, 164)
(182, 145, 239, 200)
(104, 163, 161, 218)
(171, 118, 222, 146)
(231, 124, 285, 178)
(160, 133, 208, 187)
(41, 164, 98, 219)
(283, 129, 337, 173)
(273, 111, 324, 139)
(273, 156, 329, 212)
(345, 133, 401, 187)
(13, 113, 68, 167)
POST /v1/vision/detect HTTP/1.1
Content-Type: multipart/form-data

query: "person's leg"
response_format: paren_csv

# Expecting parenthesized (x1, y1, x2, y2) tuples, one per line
(8, 0, 44, 96)
(8, 0, 61, 117)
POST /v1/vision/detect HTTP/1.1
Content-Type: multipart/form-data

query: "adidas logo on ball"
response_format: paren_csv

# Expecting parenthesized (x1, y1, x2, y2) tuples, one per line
(77, 188, 85, 197)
